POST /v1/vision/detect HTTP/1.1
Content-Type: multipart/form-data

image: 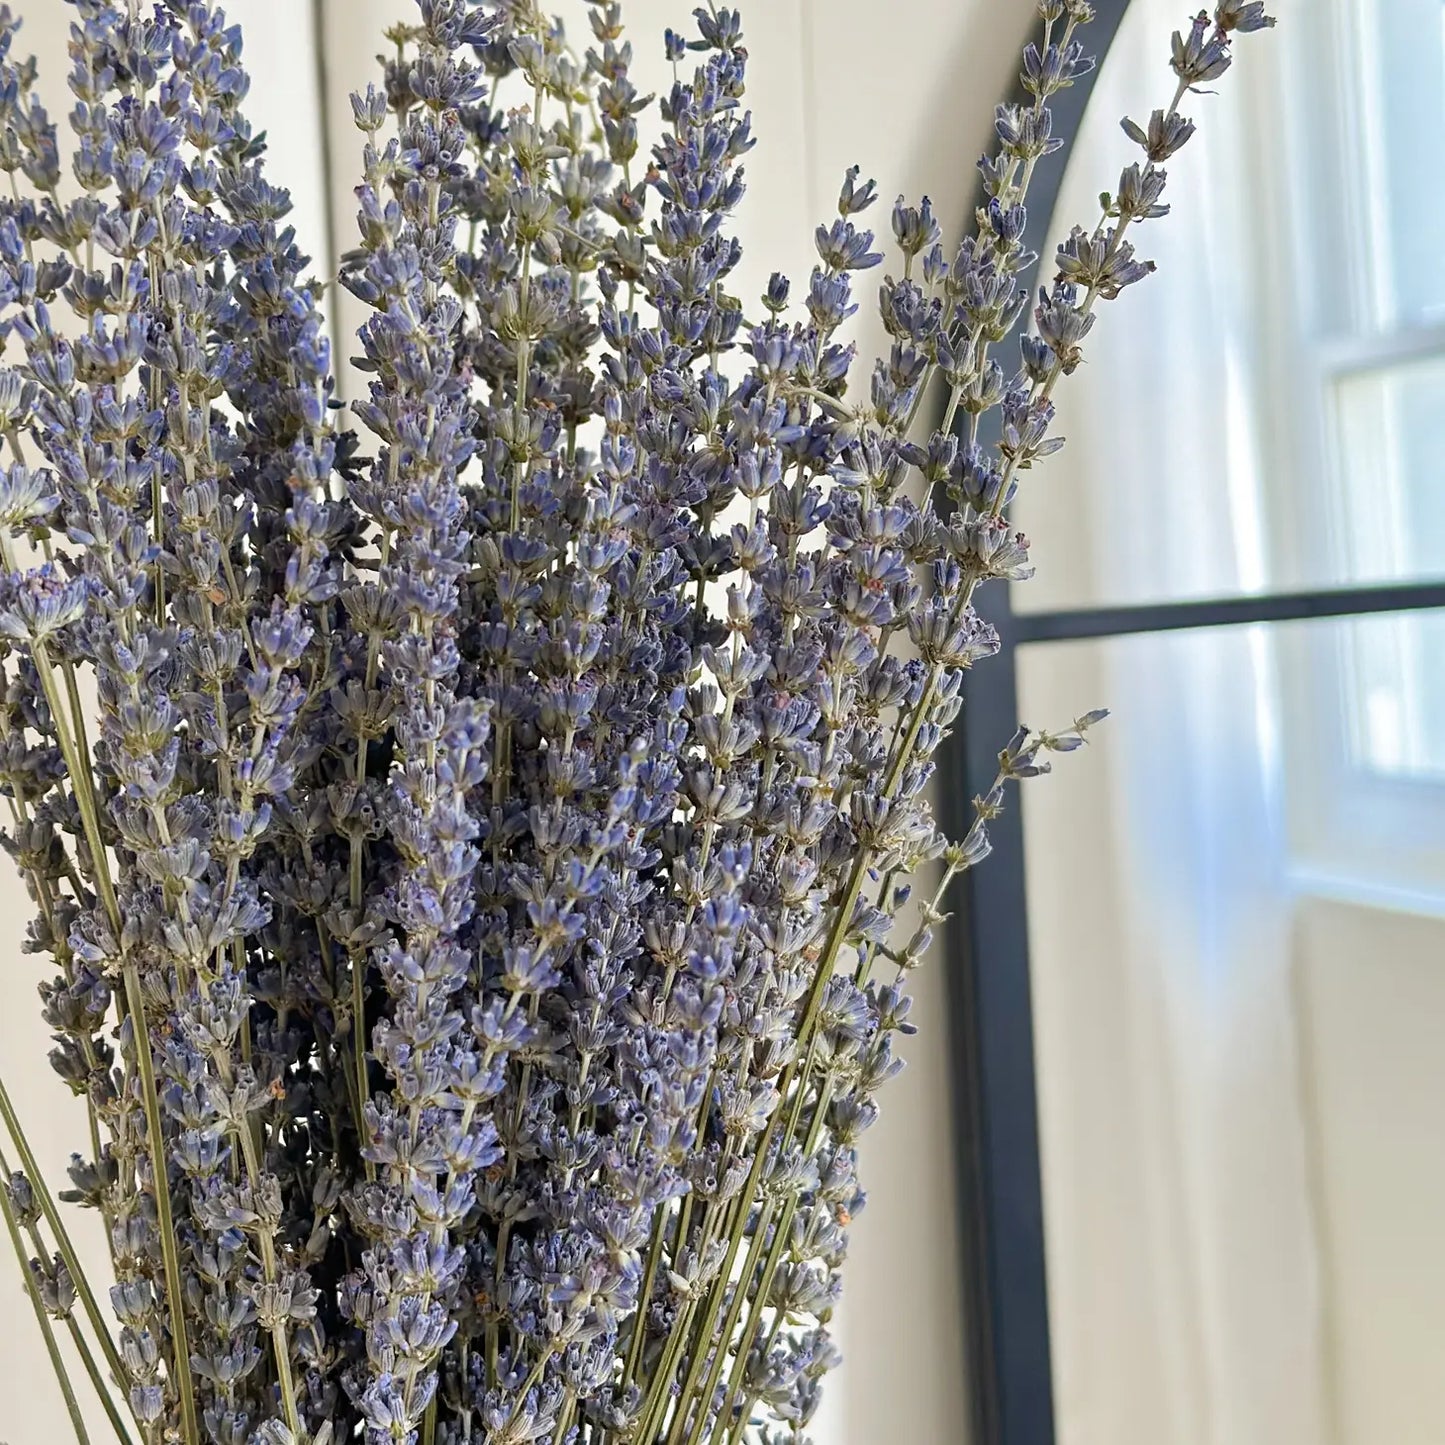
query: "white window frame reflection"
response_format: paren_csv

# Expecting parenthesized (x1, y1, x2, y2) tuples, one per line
(1273, 0, 1445, 906)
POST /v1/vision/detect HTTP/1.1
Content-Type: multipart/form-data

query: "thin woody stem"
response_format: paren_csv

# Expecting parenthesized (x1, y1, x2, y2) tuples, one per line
(0, 1158, 90, 1445)
(65, 1314, 138, 1445)
(120, 966, 199, 1445)
(0, 1139, 137, 1445)
(0, 1070, 130, 1395)
(1, 562, 196, 1444)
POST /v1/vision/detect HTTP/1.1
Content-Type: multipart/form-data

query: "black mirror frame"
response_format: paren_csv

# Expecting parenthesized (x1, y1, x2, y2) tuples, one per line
(941, 6, 1445, 1444)
(941, 10, 1130, 1444)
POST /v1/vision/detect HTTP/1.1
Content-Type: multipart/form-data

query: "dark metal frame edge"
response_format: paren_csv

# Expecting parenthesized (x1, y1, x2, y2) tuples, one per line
(939, 6, 1445, 1444)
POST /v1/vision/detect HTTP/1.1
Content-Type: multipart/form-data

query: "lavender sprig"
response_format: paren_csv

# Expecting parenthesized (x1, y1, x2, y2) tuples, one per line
(338, 7, 501, 1442)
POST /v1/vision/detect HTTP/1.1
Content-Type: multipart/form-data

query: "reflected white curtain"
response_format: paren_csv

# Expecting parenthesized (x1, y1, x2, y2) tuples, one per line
(1015, 3, 1331, 1444)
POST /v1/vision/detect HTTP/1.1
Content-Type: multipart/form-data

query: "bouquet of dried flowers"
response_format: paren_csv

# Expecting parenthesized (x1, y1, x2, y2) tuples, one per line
(0, 1, 1271, 1441)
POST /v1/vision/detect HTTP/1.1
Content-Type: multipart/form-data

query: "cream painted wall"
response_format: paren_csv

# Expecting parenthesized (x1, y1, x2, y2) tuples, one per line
(0, 3, 1043, 1442)
(1294, 900, 1445, 1445)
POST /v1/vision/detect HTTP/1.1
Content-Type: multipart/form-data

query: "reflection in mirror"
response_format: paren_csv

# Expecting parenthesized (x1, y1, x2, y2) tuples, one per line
(1013, 5, 1445, 1445)
(1024, 615, 1445, 1445)
(1016, 0, 1445, 613)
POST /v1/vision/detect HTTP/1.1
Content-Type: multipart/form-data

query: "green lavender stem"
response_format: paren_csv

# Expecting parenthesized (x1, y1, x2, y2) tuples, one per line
(15, 625, 197, 1445)
(0, 1072, 129, 1396)
(0, 1156, 90, 1444)
(120, 965, 199, 1445)
(0, 1138, 135, 1444)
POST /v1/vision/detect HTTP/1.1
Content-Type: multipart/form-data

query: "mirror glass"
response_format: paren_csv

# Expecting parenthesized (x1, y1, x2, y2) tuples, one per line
(1018, 7, 1445, 1445)
(1014, 0, 1445, 618)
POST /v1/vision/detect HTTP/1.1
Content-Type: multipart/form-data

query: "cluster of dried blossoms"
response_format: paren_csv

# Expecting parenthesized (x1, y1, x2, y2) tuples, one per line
(0, 1, 1272, 1442)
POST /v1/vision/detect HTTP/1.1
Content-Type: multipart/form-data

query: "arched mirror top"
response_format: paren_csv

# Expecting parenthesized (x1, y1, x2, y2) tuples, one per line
(991, 0, 1445, 623)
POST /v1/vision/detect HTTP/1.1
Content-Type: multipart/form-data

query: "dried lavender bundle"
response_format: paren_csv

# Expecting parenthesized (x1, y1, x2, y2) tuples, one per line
(0, 1, 1273, 1442)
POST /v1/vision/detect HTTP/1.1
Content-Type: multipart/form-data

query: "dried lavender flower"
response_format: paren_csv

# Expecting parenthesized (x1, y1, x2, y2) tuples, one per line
(0, 2, 1273, 1443)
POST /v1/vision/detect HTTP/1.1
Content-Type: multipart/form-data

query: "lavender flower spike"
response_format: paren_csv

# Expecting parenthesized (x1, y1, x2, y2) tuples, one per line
(0, 2, 1274, 1443)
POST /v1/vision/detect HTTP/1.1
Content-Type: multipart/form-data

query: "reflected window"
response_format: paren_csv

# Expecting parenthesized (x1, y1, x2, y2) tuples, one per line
(1314, 0, 1445, 777)
(1008, 8, 1445, 1445)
